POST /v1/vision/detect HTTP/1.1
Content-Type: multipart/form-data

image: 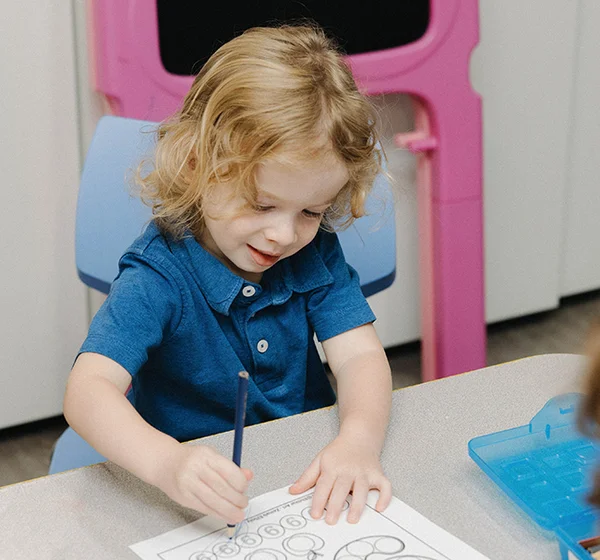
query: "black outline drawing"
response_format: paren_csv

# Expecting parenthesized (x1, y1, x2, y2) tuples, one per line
(148, 492, 460, 560)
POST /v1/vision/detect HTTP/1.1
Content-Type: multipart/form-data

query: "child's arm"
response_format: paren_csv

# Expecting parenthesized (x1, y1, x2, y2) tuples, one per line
(63, 352, 252, 523)
(289, 323, 392, 524)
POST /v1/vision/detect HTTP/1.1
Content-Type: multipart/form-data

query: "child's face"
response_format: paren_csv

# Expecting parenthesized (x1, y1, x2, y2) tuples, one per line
(199, 154, 349, 283)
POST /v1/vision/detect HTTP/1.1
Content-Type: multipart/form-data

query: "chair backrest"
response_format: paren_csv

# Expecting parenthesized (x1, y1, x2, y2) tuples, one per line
(76, 116, 395, 297)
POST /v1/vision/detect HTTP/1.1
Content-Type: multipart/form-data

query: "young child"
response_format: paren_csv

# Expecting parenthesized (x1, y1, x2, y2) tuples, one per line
(63, 24, 393, 528)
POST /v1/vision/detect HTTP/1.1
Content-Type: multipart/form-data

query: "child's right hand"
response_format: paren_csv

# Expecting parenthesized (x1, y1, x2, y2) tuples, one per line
(155, 444, 253, 524)
(64, 354, 252, 524)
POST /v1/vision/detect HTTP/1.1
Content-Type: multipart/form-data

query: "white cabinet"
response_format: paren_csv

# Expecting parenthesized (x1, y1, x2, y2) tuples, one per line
(560, 0, 600, 297)
(477, 0, 578, 322)
(0, 1, 88, 428)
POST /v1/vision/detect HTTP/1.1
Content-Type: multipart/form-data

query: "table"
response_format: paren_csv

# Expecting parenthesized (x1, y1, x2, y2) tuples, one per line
(0, 353, 588, 559)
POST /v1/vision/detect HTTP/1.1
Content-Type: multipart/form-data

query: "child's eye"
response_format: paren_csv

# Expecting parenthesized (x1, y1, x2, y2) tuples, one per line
(303, 210, 324, 219)
(254, 204, 274, 212)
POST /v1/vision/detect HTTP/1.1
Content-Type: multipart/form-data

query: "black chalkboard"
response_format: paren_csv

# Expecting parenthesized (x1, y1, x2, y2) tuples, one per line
(157, 1, 430, 76)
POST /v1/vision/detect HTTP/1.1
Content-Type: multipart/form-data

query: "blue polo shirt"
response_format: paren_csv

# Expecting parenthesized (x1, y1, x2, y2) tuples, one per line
(79, 221, 376, 442)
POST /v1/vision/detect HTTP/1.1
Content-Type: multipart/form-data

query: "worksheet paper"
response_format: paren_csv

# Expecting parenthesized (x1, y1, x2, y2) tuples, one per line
(131, 486, 489, 560)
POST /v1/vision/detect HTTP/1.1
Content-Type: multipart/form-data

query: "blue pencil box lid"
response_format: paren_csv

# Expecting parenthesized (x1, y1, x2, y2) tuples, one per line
(468, 393, 600, 532)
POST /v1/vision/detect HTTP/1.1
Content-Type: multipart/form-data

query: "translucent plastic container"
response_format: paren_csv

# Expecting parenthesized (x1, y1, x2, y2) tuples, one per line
(468, 393, 600, 559)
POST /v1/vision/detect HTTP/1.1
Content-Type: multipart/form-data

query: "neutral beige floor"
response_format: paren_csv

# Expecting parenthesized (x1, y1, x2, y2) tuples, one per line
(2, 289, 599, 488)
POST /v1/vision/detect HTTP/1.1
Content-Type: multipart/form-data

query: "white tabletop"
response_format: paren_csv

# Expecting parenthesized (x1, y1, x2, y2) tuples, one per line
(0, 353, 588, 559)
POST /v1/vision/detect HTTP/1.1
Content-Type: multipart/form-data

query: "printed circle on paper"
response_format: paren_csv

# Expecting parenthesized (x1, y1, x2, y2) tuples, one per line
(189, 552, 216, 560)
(334, 535, 407, 560)
(280, 514, 307, 530)
(346, 540, 373, 556)
(374, 536, 405, 554)
(211, 540, 240, 557)
(245, 549, 287, 560)
(257, 523, 285, 539)
(235, 532, 263, 548)
(282, 533, 325, 555)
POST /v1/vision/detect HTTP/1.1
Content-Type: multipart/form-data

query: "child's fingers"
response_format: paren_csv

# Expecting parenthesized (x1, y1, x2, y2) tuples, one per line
(200, 467, 249, 510)
(347, 479, 369, 523)
(374, 476, 393, 512)
(242, 468, 254, 481)
(289, 457, 320, 495)
(310, 472, 335, 519)
(207, 455, 251, 493)
(190, 479, 246, 524)
(324, 477, 353, 525)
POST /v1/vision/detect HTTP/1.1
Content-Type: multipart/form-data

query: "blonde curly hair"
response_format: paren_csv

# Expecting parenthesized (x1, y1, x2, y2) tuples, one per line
(137, 24, 384, 239)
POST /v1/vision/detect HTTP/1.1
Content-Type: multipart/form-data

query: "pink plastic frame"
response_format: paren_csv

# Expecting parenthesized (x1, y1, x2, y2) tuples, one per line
(89, 0, 485, 380)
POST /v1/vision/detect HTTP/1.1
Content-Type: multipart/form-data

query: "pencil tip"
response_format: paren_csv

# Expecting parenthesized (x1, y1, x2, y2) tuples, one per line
(227, 526, 235, 539)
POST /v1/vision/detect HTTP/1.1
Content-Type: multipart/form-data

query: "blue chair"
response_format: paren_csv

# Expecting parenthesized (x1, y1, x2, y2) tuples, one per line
(49, 115, 396, 474)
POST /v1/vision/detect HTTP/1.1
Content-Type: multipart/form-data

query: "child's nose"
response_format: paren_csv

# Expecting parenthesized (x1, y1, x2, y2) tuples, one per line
(265, 217, 297, 247)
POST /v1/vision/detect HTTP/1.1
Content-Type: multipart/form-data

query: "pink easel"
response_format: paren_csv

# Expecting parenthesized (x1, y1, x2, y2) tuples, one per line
(89, 0, 486, 380)
(349, 0, 486, 381)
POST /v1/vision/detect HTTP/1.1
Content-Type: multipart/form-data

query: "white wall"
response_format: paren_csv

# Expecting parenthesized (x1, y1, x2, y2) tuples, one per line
(0, 1, 88, 428)
(72, 0, 108, 315)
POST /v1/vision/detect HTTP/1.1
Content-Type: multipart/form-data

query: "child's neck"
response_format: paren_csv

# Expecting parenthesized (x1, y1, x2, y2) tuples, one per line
(240, 270, 263, 284)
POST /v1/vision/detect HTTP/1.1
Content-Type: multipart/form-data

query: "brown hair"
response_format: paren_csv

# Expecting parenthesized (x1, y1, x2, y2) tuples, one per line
(578, 320, 600, 506)
(136, 24, 384, 239)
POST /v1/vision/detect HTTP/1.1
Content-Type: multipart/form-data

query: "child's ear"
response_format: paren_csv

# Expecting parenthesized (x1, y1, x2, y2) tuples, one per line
(176, 158, 196, 186)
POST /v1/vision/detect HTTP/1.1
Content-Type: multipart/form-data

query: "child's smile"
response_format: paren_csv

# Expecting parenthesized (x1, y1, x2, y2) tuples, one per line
(247, 245, 282, 268)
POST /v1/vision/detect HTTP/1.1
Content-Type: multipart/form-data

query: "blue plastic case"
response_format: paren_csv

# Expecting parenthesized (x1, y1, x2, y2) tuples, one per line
(468, 393, 600, 559)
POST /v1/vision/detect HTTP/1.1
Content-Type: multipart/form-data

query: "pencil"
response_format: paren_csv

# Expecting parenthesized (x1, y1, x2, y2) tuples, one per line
(227, 370, 249, 539)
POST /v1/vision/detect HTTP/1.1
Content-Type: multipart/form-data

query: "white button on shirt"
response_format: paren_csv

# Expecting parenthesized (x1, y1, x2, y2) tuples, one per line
(257, 339, 269, 353)
(242, 285, 256, 297)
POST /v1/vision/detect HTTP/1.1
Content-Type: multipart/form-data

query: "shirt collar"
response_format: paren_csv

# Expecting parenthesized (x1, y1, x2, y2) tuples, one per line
(279, 237, 334, 295)
(179, 234, 244, 315)
(172, 229, 334, 314)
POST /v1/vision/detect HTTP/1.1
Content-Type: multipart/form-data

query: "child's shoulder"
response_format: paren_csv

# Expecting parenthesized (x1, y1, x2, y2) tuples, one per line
(310, 228, 344, 262)
(119, 221, 185, 277)
(281, 229, 345, 290)
(125, 221, 171, 258)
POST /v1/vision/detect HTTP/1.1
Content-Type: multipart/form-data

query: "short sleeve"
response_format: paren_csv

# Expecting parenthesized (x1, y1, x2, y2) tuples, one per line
(78, 252, 183, 376)
(307, 232, 376, 342)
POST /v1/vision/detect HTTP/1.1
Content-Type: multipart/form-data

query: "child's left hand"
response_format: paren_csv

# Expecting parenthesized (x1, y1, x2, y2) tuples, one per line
(288, 434, 392, 525)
